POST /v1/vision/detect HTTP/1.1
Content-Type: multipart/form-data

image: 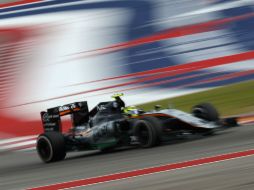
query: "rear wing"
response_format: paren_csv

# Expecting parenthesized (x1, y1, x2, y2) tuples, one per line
(40, 101, 89, 132)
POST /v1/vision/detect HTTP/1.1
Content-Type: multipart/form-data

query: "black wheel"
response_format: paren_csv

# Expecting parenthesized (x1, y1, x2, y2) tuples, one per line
(134, 117, 161, 148)
(192, 103, 219, 122)
(36, 132, 66, 163)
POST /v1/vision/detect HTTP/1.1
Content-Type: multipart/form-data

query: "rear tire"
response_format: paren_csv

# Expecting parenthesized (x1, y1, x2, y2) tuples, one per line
(36, 132, 66, 163)
(192, 103, 219, 122)
(134, 117, 161, 148)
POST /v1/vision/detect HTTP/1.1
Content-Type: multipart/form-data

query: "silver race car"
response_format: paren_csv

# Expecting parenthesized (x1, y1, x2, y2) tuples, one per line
(37, 94, 232, 163)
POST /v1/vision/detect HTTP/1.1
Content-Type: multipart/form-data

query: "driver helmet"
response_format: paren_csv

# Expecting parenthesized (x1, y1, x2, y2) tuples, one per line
(123, 106, 139, 116)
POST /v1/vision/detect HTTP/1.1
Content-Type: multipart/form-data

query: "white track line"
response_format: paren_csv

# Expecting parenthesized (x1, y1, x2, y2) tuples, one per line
(0, 135, 37, 145)
(0, 139, 36, 150)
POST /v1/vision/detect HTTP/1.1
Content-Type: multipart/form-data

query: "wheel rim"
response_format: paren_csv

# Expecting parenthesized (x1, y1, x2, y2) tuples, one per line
(37, 136, 53, 162)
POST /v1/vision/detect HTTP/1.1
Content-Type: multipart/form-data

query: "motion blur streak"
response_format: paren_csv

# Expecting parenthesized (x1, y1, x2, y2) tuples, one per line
(0, 135, 36, 153)
(7, 50, 253, 107)
(102, 70, 254, 96)
(28, 149, 254, 190)
(0, 0, 42, 9)
(71, 50, 254, 85)
(73, 12, 254, 58)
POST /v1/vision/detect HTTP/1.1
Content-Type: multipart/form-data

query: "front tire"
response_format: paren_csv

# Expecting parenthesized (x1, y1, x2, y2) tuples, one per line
(192, 103, 219, 136)
(36, 132, 66, 163)
(192, 103, 219, 122)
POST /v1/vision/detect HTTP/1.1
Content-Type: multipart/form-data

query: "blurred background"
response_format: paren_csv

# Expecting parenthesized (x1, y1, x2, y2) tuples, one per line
(0, 0, 254, 142)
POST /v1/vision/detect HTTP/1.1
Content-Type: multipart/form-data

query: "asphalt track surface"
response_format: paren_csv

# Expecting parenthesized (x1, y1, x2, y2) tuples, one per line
(1, 125, 254, 190)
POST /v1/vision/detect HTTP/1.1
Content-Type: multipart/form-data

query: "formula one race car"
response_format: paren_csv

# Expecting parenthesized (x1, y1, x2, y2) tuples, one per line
(37, 94, 225, 163)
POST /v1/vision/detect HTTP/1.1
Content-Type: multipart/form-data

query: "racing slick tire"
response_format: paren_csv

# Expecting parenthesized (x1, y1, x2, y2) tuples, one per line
(134, 117, 161, 148)
(192, 103, 219, 122)
(37, 132, 66, 163)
